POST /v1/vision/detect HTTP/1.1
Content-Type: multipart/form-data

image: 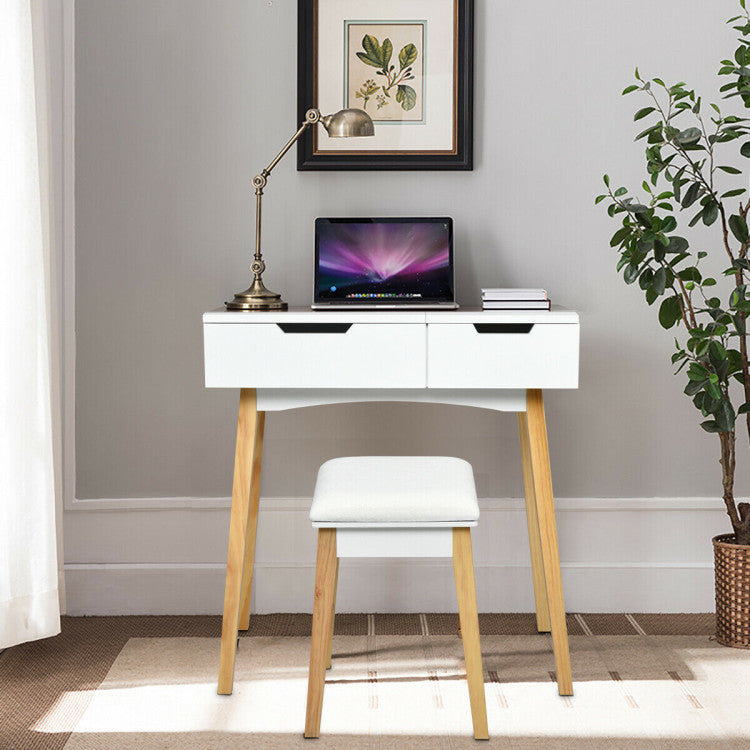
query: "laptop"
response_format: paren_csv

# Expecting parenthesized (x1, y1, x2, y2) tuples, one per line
(312, 217, 458, 309)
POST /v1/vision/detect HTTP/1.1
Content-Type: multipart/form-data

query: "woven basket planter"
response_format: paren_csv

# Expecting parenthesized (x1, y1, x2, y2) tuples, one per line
(713, 534, 750, 649)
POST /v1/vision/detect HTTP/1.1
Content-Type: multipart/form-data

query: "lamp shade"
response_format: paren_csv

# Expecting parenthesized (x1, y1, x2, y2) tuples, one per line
(321, 108, 375, 138)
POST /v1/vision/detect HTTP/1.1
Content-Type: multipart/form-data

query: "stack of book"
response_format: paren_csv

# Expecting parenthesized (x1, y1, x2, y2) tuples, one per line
(481, 288, 550, 310)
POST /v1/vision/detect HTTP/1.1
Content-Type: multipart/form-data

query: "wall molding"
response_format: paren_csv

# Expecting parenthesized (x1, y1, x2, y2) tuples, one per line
(66, 495, 723, 512)
(61, 0, 77, 515)
(64, 496, 725, 615)
(63, 560, 716, 616)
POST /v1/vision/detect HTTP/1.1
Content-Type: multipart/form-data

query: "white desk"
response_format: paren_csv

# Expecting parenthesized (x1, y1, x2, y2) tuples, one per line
(203, 306, 580, 697)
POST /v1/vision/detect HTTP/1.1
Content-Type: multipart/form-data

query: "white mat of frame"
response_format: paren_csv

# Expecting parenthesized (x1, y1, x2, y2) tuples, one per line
(34, 634, 750, 749)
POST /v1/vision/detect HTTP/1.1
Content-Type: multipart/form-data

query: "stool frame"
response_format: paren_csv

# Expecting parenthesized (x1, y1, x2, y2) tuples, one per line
(304, 525, 489, 740)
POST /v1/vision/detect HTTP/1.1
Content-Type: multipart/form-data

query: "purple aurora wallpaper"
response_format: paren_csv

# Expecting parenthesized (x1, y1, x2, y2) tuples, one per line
(316, 220, 452, 300)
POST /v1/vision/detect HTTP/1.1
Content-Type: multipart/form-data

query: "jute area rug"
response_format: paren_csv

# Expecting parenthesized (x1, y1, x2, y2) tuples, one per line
(24, 620, 750, 749)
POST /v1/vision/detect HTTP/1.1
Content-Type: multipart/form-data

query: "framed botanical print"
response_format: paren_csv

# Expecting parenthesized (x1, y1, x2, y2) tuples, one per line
(297, 0, 474, 170)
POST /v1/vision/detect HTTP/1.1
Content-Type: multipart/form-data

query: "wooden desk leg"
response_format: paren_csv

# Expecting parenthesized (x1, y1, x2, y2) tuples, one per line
(218, 388, 259, 695)
(524, 389, 573, 696)
(453, 528, 489, 740)
(518, 412, 551, 633)
(238, 411, 265, 631)
(305, 529, 337, 739)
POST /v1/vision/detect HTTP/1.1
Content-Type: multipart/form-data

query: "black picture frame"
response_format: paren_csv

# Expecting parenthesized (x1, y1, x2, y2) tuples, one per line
(297, 0, 474, 171)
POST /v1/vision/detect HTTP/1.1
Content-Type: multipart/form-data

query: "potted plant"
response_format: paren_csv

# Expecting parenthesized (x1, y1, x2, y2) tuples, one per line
(597, 1, 750, 647)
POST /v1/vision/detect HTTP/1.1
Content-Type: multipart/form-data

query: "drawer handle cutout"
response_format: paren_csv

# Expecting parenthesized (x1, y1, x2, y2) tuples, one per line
(473, 323, 534, 334)
(277, 323, 352, 334)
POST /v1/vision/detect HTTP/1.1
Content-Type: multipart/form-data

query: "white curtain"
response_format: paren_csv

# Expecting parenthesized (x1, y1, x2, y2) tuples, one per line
(0, 0, 61, 648)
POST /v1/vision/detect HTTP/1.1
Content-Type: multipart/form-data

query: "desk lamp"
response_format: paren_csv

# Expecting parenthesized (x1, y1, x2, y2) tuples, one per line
(225, 108, 375, 311)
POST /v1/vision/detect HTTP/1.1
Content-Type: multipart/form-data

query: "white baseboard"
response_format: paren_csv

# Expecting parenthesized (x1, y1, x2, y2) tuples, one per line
(63, 497, 725, 615)
(64, 560, 715, 616)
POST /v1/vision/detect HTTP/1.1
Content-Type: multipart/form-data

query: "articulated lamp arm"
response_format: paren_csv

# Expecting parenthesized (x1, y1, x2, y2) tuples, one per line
(254, 109, 321, 189)
(225, 107, 374, 311)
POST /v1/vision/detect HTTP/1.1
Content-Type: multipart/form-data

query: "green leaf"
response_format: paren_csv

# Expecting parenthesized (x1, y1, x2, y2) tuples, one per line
(715, 399, 736, 432)
(702, 201, 719, 226)
(635, 123, 661, 141)
(634, 106, 656, 121)
(707, 380, 723, 400)
(681, 182, 702, 208)
(398, 43, 418, 70)
(623, 263, 640, 284)
(688, 364, 708, 381)
(718, 165, 742, 174)
(731, 284, 748, 309)
(356, 51, 383, 68)
(610, 227, 630, 246)
(741, 141, 750, 157)
(722, 188, 747, 198)
(678, 266, 701, 282)
(738, 402, 750, 414)
(614, 186, 627, 196)
(709, 340, 728, 365)
(667, 236, 689, 254)
(381, 38, 393, 69)
(395, 84, 417, 111)
(675, 127, 702, 145)
(695, 339, 711, 357)
(622, 84, 640, 95)
(659, 295, 682, 329)
(689, 208, 704, 227)
(653, 266, 667, 295)
(685, 378, 708, 396)
(362, 35, 383, 65)
(730, 213, 749, 243)
(661, 216, 677, 233)
(603, 174, 610, 187)
(701, 419, 722, 432)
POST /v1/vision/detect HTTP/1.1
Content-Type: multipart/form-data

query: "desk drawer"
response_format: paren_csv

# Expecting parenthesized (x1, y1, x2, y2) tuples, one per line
(427, 323, 579, 389)
(204, 323, 426, 388)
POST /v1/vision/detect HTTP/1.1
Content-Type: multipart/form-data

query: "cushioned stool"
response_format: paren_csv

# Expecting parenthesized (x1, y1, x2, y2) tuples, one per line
(303, 456, 489, 740)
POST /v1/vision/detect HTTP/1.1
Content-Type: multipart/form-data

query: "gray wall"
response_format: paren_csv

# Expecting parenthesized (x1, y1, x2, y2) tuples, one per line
(75, 0, 748, 501)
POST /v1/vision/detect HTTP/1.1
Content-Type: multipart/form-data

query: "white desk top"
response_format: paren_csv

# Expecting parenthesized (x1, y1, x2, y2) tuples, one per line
(203, 305, 579, 325)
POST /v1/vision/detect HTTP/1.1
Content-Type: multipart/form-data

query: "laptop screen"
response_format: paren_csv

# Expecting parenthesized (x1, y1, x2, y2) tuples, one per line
(315, 217, 454, 303)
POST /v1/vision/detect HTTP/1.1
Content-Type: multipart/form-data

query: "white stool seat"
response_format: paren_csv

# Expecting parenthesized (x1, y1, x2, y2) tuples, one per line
(310, 456, 479, 526)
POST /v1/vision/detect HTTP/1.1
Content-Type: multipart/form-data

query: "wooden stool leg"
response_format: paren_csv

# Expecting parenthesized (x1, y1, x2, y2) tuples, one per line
(326, 557, 339, 670)
(453, 528, 489, 740)
(518, 412, 551, 633)
(218, 388, 259, 695)
(305, 529, 337, 738)
(238, 411, 266, 631)
(525, 389, 573, 696)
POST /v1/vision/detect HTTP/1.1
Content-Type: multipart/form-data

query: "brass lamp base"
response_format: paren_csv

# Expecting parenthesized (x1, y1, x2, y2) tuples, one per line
(225, 278, 288, 311)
